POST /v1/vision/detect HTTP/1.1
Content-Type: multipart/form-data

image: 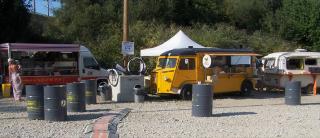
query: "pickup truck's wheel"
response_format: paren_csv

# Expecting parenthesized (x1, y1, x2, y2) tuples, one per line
(240, 81, 253, 96)
(180, 85, 192, 100)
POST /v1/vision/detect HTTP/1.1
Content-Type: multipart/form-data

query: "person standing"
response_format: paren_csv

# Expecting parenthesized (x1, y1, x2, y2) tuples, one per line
(8, 58, 23, 101)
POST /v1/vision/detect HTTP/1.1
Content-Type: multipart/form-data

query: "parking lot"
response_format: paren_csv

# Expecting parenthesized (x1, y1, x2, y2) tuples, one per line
(1, 91, 320, 137)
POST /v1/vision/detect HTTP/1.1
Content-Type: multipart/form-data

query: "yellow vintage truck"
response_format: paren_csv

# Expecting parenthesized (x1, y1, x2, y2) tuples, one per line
(150, 47, 260, 99)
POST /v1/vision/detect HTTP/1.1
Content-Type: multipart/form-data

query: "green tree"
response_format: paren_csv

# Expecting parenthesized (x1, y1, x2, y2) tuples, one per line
(45, 0, 123, 67)
(130, 0, 223, 25)
(224, 0, 268, 32)
(44, 0, 299, 69)
(0, 0, 31, 43)
(274, 0, 320, 50)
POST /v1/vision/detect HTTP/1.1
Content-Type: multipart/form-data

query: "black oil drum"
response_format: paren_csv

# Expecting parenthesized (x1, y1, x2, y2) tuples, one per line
(285, 81, 301, 105)
(192, 84, 213, 117)
(26, 85, 44, 120)
(66, 82, 86, 112)
(44, 85, 67, 121)
(84, 79, 97, 104)
(99, 82, 112, 101)
(134, 85, 145, 103)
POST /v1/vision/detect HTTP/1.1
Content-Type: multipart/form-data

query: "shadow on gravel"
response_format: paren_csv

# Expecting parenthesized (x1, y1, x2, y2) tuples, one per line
(0, 100, 8, 104)
(212, 112, 257, 117)
(145, 95, 180, 102)
(67, 113, 104, 121)
(96, 101, 114, 104)
(301, 102, 320, 106)
(145, 90, 286, 102)
(0, 116, 27, 120)
(85, 109, 111, 112)
(131, 108, 191, 113)
(216, 103, 283, 109)
(215, 91, 284, 100)
(0, 105, 26, 113)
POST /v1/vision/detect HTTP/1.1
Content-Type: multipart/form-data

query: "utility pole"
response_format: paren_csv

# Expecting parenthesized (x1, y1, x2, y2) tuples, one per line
(47, 0, 50, 16)
(33, 0, 36, 13)
(123, 0, 129, 67)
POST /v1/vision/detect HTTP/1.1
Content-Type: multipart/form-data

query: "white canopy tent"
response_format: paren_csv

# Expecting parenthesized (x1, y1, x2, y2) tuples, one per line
(140, 30, 205, 56)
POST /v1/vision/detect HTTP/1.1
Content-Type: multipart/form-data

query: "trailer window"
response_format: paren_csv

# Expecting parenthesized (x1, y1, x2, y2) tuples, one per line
(158, 58, 177, 68)
(264, 58, 275, 69)
(179, 58, 195, 70)
(287, 58, 304, 70)
(305, 59, 317, 65)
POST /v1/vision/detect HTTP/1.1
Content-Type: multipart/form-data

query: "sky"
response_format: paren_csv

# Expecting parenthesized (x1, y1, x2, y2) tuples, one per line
(26, 0, 61, 16)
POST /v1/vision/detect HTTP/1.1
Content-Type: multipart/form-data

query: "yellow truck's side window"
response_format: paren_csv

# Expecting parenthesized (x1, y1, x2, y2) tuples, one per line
(179, 58, 195, 70)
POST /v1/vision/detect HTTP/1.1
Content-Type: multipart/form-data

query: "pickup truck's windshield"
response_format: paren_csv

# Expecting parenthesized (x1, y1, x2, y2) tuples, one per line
(157, 58, 177, 68)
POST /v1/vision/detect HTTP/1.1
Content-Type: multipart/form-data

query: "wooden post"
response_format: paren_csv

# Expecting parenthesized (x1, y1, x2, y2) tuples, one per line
(47, 0, 50, 16)
(123, 0, 129, 67)
(33, 0, 36, 13)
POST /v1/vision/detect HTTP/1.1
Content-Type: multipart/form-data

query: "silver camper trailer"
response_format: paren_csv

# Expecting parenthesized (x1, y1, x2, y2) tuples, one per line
(260, 49, 320, 93)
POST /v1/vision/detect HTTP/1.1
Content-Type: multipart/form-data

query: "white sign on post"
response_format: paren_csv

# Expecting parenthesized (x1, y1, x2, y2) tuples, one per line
(202, 54, 211, 68)
(121, 41, 134, 55)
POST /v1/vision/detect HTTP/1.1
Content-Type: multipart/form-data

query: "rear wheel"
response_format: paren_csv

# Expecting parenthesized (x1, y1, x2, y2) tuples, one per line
(303, 84, 314, 94)
(240, 81, 253, 96)
(180, 85, 192, 100)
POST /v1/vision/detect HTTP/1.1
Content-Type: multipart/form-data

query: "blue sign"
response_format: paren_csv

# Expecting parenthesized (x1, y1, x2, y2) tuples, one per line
(121, 41, 134, 55)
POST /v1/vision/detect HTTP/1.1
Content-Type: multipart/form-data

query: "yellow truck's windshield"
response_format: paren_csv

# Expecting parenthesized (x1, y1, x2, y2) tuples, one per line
(157, 58, 177, 68)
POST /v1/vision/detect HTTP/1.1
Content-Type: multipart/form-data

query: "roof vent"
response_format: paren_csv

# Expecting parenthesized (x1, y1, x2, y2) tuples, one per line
(294, 49, 307, 52)
(188, 46, 193, 48)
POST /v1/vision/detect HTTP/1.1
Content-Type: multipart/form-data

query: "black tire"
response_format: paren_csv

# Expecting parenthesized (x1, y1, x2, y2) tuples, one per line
(240, 81, 253, 96)
(180, 85, 192, 100)
(256, 80, 264, 92)
(302, 84, 313, 94)
(266, 87, 272, 92)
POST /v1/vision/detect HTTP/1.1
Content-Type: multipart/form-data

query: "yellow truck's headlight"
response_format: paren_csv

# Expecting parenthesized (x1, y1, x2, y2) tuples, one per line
(164, 76, 168, 81)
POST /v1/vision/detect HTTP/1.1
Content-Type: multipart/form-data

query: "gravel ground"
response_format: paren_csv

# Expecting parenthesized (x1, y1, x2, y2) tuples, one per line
(117, 91, 320, 138)
(0, 97, 120, 138)
(1, 91, 320, 138)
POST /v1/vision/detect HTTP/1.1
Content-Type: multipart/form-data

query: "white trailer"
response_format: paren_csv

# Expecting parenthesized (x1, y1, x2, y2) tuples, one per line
(260, 49, 320, 93)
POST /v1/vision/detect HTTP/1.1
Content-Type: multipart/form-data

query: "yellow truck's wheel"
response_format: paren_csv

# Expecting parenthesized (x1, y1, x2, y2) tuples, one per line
(240, 81, 253, 96)
(180, 85, 192, 100)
